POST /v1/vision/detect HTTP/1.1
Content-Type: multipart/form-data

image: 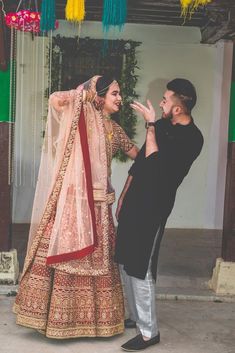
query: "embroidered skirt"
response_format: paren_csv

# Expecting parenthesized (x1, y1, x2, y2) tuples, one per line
(13, 207, 124, 339)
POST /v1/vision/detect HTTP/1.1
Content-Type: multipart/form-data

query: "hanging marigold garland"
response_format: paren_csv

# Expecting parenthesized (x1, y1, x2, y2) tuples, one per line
(180, 0, 212, 18)
(50, 36, 140, 162)
(65, 0, 85, 22)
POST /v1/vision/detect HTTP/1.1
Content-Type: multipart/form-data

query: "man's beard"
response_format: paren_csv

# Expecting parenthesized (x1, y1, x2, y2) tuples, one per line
(161, 107, 173, 120)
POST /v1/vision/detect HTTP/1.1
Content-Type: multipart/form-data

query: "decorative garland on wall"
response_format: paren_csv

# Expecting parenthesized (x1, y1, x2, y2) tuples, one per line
(116, 42, 140, 162)
(51, 36, 141, 162)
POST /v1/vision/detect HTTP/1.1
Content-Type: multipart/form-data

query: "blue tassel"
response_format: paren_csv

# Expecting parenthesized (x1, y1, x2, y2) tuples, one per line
(40, 0, 56, 32)
(102, 0, 127, 32)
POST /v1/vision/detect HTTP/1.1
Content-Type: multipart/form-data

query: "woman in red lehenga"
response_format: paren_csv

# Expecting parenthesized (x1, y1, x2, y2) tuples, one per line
(13, 75, 138, 339)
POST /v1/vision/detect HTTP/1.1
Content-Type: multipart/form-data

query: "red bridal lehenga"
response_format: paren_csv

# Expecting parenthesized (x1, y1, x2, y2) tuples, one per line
(13, 76, 134, 339)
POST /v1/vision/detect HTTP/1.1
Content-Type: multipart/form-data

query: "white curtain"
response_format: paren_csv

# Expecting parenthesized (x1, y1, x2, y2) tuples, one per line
(13, 32, 49, 223)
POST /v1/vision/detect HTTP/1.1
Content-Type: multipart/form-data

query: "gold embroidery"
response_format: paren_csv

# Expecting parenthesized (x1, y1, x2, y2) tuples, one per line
(14, 211, 124, 338)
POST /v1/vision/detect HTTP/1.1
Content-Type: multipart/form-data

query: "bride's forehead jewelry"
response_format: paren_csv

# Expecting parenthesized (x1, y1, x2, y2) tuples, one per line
(97, 80, 118, 96)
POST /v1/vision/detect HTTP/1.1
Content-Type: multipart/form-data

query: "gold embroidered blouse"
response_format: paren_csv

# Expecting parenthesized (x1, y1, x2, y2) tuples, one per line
(104, 120, 134, 176)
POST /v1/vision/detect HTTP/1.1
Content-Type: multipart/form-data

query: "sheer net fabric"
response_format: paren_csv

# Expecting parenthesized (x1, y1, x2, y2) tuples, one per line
(23, 76, 110, 275)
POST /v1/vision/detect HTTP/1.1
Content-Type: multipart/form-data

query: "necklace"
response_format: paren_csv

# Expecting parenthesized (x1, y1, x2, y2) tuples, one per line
(102, 112, 113, 141)
(107, 130, 114, 141)
(103, 113, 111, 120)
(104, 119, 114, 141)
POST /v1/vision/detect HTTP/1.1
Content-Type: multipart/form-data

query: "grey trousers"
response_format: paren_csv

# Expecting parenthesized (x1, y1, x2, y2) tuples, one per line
(120, 228, 161, 338)
(120, 265, 158, 338)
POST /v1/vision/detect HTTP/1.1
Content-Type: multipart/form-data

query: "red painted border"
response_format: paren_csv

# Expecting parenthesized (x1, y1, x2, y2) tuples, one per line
(46, 244, 95, 265)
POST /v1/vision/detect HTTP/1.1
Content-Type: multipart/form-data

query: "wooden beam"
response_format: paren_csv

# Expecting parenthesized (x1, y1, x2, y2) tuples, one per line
(126, 19, 201, 26)
(207, 0, 235, 8)
(0, 123, 12, 252)
(130, 0, 181, 7)
(201, 23, 231, 43)
(84, 9, 203, 21)
(201, 8, 235, 43)
(0, 3, 8, 70)
(222, 143, 235, 261)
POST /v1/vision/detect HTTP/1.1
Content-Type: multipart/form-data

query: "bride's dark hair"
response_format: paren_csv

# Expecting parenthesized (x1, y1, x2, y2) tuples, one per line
(96, 75, 117, 97)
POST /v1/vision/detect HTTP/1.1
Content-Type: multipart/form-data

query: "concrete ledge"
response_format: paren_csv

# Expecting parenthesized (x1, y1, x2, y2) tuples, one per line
(0, 249, 19, 285)
(0, 284, 18, 296)
(209, 257, 235, 295)
(158, 274, 208, 289)
(2, 284, 235, 304)
(157, 287, 235, 302)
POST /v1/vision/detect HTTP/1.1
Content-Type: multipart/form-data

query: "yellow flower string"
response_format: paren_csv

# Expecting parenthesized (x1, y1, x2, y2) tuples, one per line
(180, 0, 212, 18)
(65, 0, 85, 22)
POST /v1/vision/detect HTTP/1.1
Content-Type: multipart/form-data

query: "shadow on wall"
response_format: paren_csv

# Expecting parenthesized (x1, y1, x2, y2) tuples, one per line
(145, 78, 168, 118)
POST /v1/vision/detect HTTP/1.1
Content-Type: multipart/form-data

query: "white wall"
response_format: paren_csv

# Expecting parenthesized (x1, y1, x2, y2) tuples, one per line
(13, 21, 233, 229)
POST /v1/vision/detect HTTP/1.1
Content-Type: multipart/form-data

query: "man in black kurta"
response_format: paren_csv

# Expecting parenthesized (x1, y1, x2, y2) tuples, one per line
(114, 79, 203, 351)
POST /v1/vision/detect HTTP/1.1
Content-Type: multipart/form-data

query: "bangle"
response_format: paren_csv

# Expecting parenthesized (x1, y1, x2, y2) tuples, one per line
(145, 121, 156, 129)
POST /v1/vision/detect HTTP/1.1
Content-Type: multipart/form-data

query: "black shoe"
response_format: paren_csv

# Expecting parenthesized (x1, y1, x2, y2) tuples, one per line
(124, 318, 137, 329)
(121, 333, 160, 351)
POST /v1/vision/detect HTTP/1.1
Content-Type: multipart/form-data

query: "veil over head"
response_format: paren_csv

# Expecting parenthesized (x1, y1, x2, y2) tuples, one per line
(22, 75, 113, 277)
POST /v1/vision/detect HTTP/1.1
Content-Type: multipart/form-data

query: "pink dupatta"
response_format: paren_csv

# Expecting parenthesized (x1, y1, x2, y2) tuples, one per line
(22, 76, 110, 276)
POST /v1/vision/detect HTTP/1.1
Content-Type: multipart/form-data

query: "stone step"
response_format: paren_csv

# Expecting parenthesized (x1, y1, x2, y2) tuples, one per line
(157, 274, 209, 289)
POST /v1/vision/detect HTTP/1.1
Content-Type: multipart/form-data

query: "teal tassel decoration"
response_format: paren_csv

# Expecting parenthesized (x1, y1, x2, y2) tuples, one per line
(102, 0, 127, 32)
(40, 0, 56, 32)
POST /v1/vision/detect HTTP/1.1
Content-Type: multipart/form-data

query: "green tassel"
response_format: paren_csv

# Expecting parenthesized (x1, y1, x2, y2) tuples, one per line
(40, 0, 56, 32)
(102, 0, 127, 32)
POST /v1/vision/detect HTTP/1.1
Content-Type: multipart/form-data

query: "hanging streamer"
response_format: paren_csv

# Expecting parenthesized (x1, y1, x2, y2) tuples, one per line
(102, 0, 127, 32)
(65, 0, 85, 22)
(180, 0, 212, 18)
(40, 0, 57, 32)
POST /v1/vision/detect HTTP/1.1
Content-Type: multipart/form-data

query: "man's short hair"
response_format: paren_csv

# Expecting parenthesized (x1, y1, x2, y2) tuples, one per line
(167, 78, 197, 112)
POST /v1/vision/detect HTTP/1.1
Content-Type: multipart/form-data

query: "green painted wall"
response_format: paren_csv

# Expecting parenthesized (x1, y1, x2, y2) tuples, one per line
(229, 81, 235, 142)
(0, 67, 10, 122)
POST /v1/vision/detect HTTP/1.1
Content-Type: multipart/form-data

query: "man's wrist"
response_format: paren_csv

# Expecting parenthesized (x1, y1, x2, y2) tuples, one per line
(145, 121, 156, 129)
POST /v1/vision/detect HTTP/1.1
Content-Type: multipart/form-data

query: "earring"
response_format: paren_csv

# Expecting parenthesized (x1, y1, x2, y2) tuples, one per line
(94, 97, 104, 111)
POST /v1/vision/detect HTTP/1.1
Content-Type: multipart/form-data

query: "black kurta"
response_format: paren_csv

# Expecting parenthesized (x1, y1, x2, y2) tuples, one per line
(115, 117, 203, 280)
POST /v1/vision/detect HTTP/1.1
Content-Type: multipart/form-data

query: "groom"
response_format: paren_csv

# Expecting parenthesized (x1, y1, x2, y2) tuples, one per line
(115, 78, 203, 351)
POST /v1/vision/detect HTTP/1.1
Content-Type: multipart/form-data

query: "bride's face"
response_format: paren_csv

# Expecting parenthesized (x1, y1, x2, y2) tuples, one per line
(103, 82, 122, 114)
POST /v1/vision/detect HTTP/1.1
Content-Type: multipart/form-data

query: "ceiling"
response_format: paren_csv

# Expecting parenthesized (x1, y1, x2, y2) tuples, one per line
(4, 0, 235, 44)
